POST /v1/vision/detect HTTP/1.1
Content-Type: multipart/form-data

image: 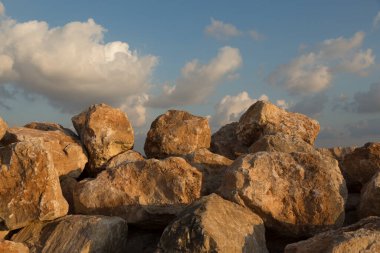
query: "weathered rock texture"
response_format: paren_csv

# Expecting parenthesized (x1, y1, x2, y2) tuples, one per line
(284, 216, 380, 253)
(342, 142, 380, 187)
(12, 215, 128, 253)
(158, 194, 268, 253)
(144, 110, 211, 159)
(317, 146, 356, 162)
(103, 150, 144, 169)
(0, 126, 87, 178)
(0, 240, 29, 253)
(0, 140, 68, 230)
(219, 152, 347, 237)
(359, 171, 380, 218)
(72, 103, 134, 174)
(183, 148, 233, 195)
(236, 101, 320, 146)
(74, 157, 202, 227)
(0, 117, 7, 141)
(60, 176, 78, 214)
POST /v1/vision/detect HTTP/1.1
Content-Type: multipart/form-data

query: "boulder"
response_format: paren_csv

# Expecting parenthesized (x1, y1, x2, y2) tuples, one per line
(284, 216, 380, 253)
(144, 110, 211, 159)
(0, 240, 29, 253)
(317, 146, 356, 162)
(0, 116, 7, 141)
(0, 126, 87, 178)
(103, 150, 144, 169)
(72, 103, 134, 174)
(359, 171, 380, 218)
(236, 101, 320, 146)
(74, 157, 202, 227)
(158, 194, 268, 253)
(342, 142, 380, 187)
(219, 152, 347, 237)
(12, 215, 128, 253)
(0, 139, 68, 230)
(183, 148, 233, 195)
(210, 122, 248, 160)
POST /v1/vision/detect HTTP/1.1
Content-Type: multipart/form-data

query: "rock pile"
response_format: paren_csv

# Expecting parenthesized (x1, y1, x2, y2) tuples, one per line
(1, 101, 379, 253)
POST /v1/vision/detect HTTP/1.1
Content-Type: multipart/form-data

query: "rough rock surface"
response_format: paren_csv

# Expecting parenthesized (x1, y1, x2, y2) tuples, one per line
(219, 152, 347, 237)
(0, 140, 68, 230)
(12, 215, 128, 253)
(144, 110, 211, 159)
(284, 216, 380, 253)
(103, 150, 144, 169)
(158, 194, 268, 253)
(183, 148, 233, 195)
(210, 122, 248, 160)
(0, 126, 87, 178)
(317, 146, 356, 162)
(74, 157, 202, 227)
(236, 101, 320, 146)
(60, 176, 78, 214)
(359, 171, 380, 218)
(0, 240, 29, 253)
(0, 116, 7, 141)
(342, 142, 380, 187)
(72, 103, 134, 174)
(248, 133, 315, 154)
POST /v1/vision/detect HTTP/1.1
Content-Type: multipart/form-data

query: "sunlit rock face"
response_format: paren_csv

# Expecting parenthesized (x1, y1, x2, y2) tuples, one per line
(0, 240, 29, 253)
(144, 110, 211, 159)
(158, 194, 268, 253)
(72, 103, 134, 175)
(219, 151, 347, 237)
(0, 116, 7, 142)
(0, 139, 68, 230)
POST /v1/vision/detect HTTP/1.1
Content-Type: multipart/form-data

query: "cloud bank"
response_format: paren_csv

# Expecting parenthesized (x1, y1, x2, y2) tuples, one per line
(204, 18, 241, 39)
(351, 82, 380, 113)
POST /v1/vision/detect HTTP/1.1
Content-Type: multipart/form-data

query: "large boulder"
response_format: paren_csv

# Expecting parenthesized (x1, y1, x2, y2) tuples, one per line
(12, 215, 128, 253)
(0, 240, 29, 253)
(183, 148, 233, 195)
(219, 152, 347, 237)
(1, 126, 87, 178)
(72, 103, 134, 174)
(158, 194, 268, 253)
(284, 216, 380, 253)
(359, 171, 380, 218)
(0, 116, 7, 141)
(236, 101, 320, 146)
(0, 140, 68, 230)
(144, 110, 211, 159)
(74, 157, 202, 227)
(342, 142, 380, 187)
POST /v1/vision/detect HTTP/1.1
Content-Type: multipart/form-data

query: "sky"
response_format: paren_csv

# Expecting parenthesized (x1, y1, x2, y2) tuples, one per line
(0, 0, 380, 152)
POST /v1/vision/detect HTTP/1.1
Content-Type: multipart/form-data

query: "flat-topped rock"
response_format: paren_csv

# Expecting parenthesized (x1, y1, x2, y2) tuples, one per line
(144, 110, 211, 159)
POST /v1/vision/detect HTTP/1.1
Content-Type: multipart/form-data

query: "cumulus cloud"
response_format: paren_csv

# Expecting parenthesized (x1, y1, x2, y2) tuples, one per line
(204, 18, 241, 39)
(290, 93, 328, 117)
(351, 82, 380, 113)
(373, 11, 380, 28)
(148, 46, 242, 108)
(268, 32, 375, 95)
(0, 16, 158, 125)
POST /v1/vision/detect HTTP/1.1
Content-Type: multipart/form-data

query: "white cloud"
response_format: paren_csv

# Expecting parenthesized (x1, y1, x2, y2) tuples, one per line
(120, 94, 149, 127)
(148, 46, 242, 108)
(249, 30, 265, 41)
(276, 99, 289, 109)
(205, 18, 241, 39)
(0, 2, 4, 16)
(268, 32, 375, 95)
(0, 17, 158, 122)
(373, 11, 380, 28)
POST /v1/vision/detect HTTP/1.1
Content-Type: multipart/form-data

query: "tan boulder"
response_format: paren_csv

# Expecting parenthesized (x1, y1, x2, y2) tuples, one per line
(0, 240, 29, 253)
(342, 142, 380, 187)
(0, 116, 7, 141)
(158, 194, 268, 253)
(12, 215, 128, 253)
(0, 140, 68, 230)
(210, 122, 248, 160)
(284, 216, 380, 253)
(1, 126, 87, 178)
(74, 157, 202, 227)
(219, 152, 347, 237)
(183, 148, 233, 195)
(236, 101, 320, 146)
(317, 146, 356, 161)
(103, 150, 144, 169)
(72, 103, 134, 174)
(144, 110, 211, 159)
(359, 171, 380, 218)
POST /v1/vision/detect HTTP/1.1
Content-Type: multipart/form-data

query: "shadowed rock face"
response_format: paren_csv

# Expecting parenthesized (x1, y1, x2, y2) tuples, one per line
(359, 171, 380, 218)
(0, 117, 7, 142)
(219, 151, 347, 237)
(144, 110, 211, 159)
(12, 215, 128, 253)
(0, 139, 68, 230)
(284, 216, 380, 253)
(158, 194, 268, 253)
(73, 157, 202, 228)
(0, 240, 29, 253)
(72, 103, 134, 175)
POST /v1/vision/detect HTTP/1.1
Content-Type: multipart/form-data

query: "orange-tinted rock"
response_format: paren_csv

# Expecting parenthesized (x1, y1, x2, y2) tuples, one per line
(144, 110, 211, 159)
(0, 116, 7, 142)
(103, 150, 144, 169)
(359, 171, 380, 218)
(0, 240, 29, 253)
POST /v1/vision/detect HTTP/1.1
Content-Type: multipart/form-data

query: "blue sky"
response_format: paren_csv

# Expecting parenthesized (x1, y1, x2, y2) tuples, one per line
(0, 0, 380, 152)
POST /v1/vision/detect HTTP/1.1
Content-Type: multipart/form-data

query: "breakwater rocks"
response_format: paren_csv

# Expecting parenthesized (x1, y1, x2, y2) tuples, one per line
(1, 100, 379, 253)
